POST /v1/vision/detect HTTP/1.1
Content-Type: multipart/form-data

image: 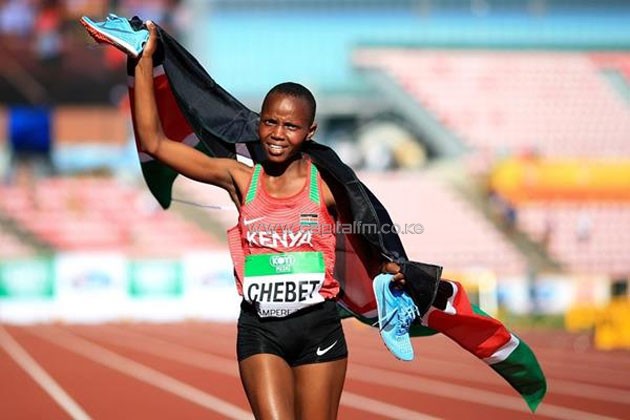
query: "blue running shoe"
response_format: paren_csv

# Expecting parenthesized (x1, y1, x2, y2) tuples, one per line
(80, 14, 149, 57)
(373, 273, 419, 361)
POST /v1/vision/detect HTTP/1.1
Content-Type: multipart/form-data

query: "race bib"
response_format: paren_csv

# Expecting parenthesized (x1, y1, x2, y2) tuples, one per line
(243, 252, 325, 317)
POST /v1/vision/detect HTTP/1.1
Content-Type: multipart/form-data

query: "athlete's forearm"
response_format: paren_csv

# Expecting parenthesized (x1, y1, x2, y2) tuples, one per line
(134, 56, 165, 155)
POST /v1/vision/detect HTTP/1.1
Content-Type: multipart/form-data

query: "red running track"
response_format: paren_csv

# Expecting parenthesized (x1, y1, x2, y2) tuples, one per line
(1, 321, 629, 419)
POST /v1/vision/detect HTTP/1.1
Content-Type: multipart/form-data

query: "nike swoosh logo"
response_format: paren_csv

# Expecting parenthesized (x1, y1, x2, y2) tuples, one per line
(316, 340, 338, 356)
(243, 217, 265, 226)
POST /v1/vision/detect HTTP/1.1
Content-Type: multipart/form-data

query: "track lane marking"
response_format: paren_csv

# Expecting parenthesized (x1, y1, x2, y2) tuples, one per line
(549, 380, 630, 405)
(341, 392, 440, 420)
(0, 326, 92, 420)
(348, 364, 617, 420)
(77, 324, 625, 419)
(348, 330, 630, 384)
(130, 323, 621, 418)
(348, 330, 630, 370)
(158, 325, 614, 418)
(72, 324, 439, 419)
(70, 325, 239, 375)
(26, 326, 252, 420)
(346, 345, 630, 404)
(161, 322, 629, 413)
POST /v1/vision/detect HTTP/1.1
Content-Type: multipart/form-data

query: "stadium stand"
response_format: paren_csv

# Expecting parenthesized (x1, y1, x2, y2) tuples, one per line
(360, 171, 526, 274)
(0, 225, 36, 258)
(591, 53, 630, 82)
(518, 203, 630, 275)
(354, 48, 630, 278)
(0, 178, 222, 256)
(354, 49, 630, 157)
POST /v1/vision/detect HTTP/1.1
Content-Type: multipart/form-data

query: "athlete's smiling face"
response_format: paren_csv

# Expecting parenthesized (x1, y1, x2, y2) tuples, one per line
(259, 93, 317, 163)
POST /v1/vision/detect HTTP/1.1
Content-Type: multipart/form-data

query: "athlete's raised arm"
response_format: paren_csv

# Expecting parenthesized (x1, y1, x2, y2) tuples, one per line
(134, 21, 249, 199)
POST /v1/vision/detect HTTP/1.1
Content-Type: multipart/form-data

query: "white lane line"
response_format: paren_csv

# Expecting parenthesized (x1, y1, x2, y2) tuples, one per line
(27, 326, 252, 420)
(350, 346, 630, 404)
(0, 326, 92, 420)
(535, 359, 628, 383)
(73, 325, 239, 376)
(348, 364, 617, 420)
(551, 379, 630, 405)
(76, 325, 440, 419)
(151, 324, 620, 419)
(341, 392, 440, 420)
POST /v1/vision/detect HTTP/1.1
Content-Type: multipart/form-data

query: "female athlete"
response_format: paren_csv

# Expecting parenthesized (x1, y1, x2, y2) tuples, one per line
(134, 21, 404, 419)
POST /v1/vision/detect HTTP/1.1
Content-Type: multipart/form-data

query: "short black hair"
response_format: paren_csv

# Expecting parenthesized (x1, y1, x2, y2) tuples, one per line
(263, 82, 316, 124)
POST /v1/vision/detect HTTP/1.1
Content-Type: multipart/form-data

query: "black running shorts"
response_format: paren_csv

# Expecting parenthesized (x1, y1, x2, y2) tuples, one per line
(237, 299, 348, 366)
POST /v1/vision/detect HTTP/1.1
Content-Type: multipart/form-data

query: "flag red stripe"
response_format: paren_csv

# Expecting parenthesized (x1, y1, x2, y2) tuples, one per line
(427, 281, 512, 359)
(129, 74, 194, 151)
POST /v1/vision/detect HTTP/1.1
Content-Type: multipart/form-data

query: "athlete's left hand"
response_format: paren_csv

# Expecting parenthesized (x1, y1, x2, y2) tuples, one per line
(382, 262, 405, 288)
(141, 20, 158, 58)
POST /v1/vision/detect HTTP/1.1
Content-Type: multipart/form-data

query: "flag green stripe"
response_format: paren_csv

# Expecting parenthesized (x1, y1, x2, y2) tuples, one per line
(490, 338, 547, 412)
(472, 304, 546, 412)
(141, 160, 178, 209)
(472, 303, 490, 317)
(141, 142, 209, 209)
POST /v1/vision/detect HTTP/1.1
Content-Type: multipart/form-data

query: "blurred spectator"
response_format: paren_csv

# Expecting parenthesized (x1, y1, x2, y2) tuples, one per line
(576, 210, 593, 243)
(167, 0, 189, 40)
(121, 0, 168, 25)
(392, 137, 426, 170)
(0, 0, 35, 37)
(504, 200, 517, 232)
(488, 188, 517, 233)
(541, 210, 555, 250)
(362, 140, 393, 171)
(4, 105, 56, 186)
(0, 0, 186, 104)
(34, 0, 64, 64)
(357, 121, 427, 170)
(332, 138, 363, 170)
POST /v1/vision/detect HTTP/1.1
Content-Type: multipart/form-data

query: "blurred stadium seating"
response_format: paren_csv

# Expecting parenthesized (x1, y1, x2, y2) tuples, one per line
(354, 49, 630, 158)
(352, 46, 630, 281)
(1, 0, 629, 325)
(518, 203, 630, 275)
(0, 225, 36, 258)
(0, 178, 222, 256)
(360, 171, 527, 274)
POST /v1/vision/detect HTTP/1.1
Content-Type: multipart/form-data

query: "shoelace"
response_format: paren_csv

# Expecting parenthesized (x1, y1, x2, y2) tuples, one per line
(396, 304, 420, 336)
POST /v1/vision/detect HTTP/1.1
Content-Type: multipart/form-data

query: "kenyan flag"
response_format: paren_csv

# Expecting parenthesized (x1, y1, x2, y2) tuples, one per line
(125, 35, 261, 210)
(127, 64, 200, 208)
(411, 280, 547, 412)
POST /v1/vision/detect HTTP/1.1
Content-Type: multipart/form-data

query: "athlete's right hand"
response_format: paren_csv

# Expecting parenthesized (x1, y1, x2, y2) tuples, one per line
(141, 20, 158, 58)
(382, 261, 406, 288)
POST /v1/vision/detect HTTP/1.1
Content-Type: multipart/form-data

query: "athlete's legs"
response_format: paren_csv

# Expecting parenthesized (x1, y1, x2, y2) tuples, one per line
(293, 358, 348, 420)
(239, 354, 295, 419)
